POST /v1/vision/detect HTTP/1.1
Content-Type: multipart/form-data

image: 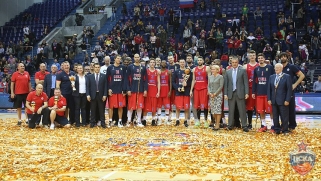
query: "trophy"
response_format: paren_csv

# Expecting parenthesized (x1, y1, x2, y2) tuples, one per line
(69, 76, 76, 91)
(54, 96, 58, 106)
(181, 68, 191, 92)
(31, 101, 36, 114)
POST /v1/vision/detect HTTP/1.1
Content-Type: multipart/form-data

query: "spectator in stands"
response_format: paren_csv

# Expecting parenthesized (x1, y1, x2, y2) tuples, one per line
(296, 81, 308, 93)
(111, 7, 116, 21)
(307, 59, 316, 82)
(313, 75, 321, 93)
(263, 44, 273, 58)
(134, 5, 140, 20)
(215, 3, 222, 19)
(122, 3, 127, 16)
(232, 16, 240, 33)
(168, 8, 175, 25)
(297, 7, 305, 28)
(183, 26, 192, 43)
(157, 6, 166, 22)
(307, 19, 315, 33)
(199, 0, 206, 11)
(255, 27, 263, 36)
(226, 28, 233, 38)
(215, 29, 224, 50)
(89, 4, 96, 14)
(242, 4, 248, 20)
(43, 25, 49, 36)
(227, 36, 235, 55)
(75, 13, 84, 26)
(253, 7, 262, 20)
(23, 26, 30, 36)
(311, 36, 321, 62)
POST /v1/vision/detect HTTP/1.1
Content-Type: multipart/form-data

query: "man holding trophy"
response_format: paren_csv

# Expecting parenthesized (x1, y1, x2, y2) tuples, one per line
(56, 61, 76, 125)
(25, 84, 51, 129)
(48, 88, 71, 130)
(172, 59, 193, 127)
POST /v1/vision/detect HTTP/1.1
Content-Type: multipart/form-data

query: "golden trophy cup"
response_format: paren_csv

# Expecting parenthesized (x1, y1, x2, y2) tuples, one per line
(181, 68, 190, 92)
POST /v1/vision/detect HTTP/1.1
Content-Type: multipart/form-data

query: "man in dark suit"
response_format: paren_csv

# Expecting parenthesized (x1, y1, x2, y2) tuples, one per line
(224, 55, 249, 132)
(86, 63, 108, 128)
(43, 64, 58, 98)
(267, 63, 292, 134)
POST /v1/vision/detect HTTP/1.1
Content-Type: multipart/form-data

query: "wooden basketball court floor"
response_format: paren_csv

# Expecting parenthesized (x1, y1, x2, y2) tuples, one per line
(1, 111, 321, 180)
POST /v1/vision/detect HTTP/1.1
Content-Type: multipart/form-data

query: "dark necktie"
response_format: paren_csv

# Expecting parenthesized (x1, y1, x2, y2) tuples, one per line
(96, 74, 99, 92)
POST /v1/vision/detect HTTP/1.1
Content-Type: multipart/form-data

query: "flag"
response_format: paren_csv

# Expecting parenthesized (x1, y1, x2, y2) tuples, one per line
(179, 0, 194, 8)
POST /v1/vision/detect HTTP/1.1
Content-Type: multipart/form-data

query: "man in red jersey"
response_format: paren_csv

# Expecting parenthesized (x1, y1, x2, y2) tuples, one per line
(25, 84, 50, 128)
(157, 60, 172, 125)
(48, 88, 71, 129)
(126, 54, 148, 127)
(11, 63, 32, 126)
(190, 57, 211, 127)
(35, 63, 49, 85)
(142, 58, 160, 126)
(107, 55, 127, 128)
(252, 53, 274, 132)
(243, 50, 259, 129)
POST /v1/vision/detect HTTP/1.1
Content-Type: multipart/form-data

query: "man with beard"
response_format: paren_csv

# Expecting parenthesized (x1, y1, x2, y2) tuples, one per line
(190, 57, 211, 127)
(279, 52, 305, 130)
(157, 60, 172, 125)
(252, 53, 275, 132)
(186, 54, 197, 123)
(243, 50, 259, 129)
(126, 54, 148, 127)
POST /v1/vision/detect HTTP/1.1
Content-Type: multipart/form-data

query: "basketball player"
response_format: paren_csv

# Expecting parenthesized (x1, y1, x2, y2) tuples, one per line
(280, 52, 305, 130)
(172, 59, 193, 127)
(126, 54, 148, 127)
(252, 53, 275, 132)
(157, 60, 172, 125)
(142, 58, 160, 126)
(168, 55, 179, 121)
(190, 57, 211, 127)
(186, 54, 197, 123)
(107, 55, 127, 128)
(243, 50, 259, 129)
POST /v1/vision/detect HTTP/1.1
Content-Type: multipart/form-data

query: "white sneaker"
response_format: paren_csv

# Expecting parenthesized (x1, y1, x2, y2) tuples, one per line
(157, 119, 162, 126)
(50, 124, 55, 130)
(97, 121, 101, 127)
(136, 122, 144, 127)
(118, 122, 124, 128)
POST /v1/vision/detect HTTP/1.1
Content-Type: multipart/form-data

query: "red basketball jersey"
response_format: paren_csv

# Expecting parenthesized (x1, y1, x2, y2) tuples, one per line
(147, 69, 158, 97)
(247, 62, 259, 88)
(160, 69, 170, 98)
(194, 66, 208, 90)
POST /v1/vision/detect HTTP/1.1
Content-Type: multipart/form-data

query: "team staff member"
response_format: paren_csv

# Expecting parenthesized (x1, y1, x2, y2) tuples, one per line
(157, 60, 172, 125)
(267, 63, 292, 134)
(142, 58, 160, 126)
(56, 61, 76, 125)
(48, 88, 71, 129)
(43, 64, 58, 98)
(107, 55, 127, 127)
(11, 63, 32, 126)
(243, 50, 259, 129)
(173, 59, 193, 127)
(252, 53, 275, 132)
(126, 54, 148, 127)
(25, 84, 51, 129)
(224, 56, 249, 132)
(35, 63, 49, 85)
(86, 63, 108, 128)
(280, 52, 305, 130)
(190, 57, 211, 127)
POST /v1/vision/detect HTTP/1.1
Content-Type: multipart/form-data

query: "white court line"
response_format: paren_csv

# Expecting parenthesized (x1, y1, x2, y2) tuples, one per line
(99, 171, 117, 181)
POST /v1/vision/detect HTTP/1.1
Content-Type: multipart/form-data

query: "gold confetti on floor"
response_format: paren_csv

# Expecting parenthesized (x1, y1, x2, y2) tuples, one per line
(0, 118, 320, 180)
